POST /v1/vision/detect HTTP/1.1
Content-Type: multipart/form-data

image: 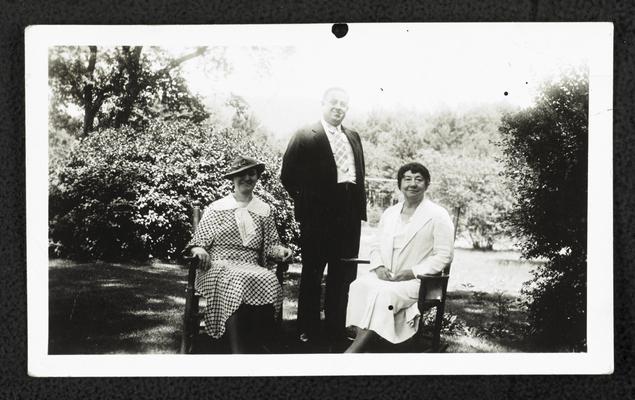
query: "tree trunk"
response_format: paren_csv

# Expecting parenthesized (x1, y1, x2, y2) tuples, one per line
(114, 46, 143, 128)
(81, 46, 98, 137)
(452, 206, 461, 240)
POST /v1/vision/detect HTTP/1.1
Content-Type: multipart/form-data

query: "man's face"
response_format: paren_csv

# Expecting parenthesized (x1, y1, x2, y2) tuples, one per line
(321, 90, 349, 126)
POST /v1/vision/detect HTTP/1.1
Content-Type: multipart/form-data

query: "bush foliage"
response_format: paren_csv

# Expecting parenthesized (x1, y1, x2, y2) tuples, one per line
(499, 68, 588, 351)
(352, 105, 513, 249)
(49, 120, 299, 261)
(419, 148, 513, 249)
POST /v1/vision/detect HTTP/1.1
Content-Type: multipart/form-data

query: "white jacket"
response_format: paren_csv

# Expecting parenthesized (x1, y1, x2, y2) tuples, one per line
(369, 198, 454, 277)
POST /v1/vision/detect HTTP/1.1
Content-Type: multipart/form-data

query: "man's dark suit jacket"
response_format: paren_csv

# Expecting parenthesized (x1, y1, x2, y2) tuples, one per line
(281, 121, 367, 225)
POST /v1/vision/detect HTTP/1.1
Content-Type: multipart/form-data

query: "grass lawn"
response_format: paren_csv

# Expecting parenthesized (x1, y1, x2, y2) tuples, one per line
(49, 225, 542, 354)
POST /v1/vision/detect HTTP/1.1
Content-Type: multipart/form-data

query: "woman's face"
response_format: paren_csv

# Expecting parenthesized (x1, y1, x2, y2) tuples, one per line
(399, 170, 427, 202)
(232, 168, 259, 194)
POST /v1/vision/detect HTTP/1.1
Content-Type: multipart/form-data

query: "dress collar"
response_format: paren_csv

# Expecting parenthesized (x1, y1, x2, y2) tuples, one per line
(210, 194, 270, 217)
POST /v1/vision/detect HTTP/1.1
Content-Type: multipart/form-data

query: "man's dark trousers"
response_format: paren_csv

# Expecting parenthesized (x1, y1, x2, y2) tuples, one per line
(297, 182, 361, 342)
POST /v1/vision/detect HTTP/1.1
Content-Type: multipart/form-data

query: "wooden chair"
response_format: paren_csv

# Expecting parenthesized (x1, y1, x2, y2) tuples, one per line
(416, 206, 459, 352)
(341, 258, 451, 352)
(416, 266, 451, 352)
(180, 200, 289, 354)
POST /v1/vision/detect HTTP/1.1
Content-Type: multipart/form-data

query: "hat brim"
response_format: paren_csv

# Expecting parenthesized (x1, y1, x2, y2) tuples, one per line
(223, 163, 265, 179)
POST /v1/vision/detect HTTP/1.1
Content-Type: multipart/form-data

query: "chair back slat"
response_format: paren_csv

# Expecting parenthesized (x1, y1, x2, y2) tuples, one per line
(191, 200, 202, 232)
(181, 200, 203, 354)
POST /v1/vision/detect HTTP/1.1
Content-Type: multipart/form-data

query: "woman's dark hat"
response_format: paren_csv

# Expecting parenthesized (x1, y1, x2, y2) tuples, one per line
(223, 155, 266, 179)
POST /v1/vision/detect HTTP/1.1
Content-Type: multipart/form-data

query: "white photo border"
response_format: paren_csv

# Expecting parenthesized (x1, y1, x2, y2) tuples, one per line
(26, 23, 614, 376)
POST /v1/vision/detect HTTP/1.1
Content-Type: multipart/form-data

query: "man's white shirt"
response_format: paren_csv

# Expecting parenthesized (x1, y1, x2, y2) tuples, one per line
(320, 118, 356, 184)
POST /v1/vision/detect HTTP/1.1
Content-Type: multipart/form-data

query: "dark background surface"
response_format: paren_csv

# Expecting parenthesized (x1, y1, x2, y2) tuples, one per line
(2, 0, 633, 398)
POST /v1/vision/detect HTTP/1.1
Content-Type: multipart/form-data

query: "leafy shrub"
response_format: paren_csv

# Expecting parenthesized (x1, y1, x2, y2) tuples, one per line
(498, 67, 588, 351)
(419, 310, 466, 336)
(520, 255, 586, 351)
(49, 119, 299, 261)
(481, 290, 517, 339)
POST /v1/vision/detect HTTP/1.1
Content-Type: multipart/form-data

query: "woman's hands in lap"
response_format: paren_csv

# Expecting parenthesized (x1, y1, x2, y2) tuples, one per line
(390, 269, 415, 281)
(373, 266, 392, 281)
(373, 266, 415, 282)
(191, 247, 212, 270)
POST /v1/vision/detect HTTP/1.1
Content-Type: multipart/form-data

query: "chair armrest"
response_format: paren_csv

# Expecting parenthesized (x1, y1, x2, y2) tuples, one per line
(340, 258, 371, 264)
(181, 254, 199, 268)
(275, 261, 289, 285)
(417, 274, 450, 311)
(416, 273, 448, 281)
(275, 261, 289, 274)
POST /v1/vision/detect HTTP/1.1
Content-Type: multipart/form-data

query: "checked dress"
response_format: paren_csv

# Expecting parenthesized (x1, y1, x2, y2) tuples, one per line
(185, 194, 283, 339)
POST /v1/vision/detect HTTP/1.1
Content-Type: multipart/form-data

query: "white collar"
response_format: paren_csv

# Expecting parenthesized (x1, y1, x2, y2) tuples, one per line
(321, 118, 342, 134)
(389, 198, 431, 219)
(210, 194, 270, 217)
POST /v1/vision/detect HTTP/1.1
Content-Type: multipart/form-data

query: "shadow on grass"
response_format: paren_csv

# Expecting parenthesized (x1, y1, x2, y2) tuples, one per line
(49, 261, 329, 354)
(444, 290, 532, 352)
(49, 260, 533, 354)
(49, 261, 186, 354)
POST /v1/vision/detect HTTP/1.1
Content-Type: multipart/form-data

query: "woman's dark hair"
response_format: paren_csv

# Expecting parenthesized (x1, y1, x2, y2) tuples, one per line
(397, 162, 431, 188)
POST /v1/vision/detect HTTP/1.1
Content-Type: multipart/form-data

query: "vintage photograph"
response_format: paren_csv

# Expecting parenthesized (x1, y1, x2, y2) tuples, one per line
(27, 23, 613, 375)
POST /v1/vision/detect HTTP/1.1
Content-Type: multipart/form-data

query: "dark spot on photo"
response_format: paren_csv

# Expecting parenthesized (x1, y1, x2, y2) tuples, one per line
(332, 23, 348, 39)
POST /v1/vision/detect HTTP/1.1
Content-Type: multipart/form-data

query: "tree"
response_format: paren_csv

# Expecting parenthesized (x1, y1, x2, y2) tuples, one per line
(352, 105, 512, 248)
(49, 119, 299, 261)
(226, 93, 272, 147)
(48, 46, 218, 137)
(351, 109, 427, 179)
(498, 67, 588, 351)
(419, 148, 513, 249)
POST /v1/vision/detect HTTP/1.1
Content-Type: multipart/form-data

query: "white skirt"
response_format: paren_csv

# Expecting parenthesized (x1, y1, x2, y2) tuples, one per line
(345, 273, 421, 344)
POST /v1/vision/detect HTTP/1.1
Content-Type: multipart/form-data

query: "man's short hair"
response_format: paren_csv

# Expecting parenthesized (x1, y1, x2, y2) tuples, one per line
(397, 162, 431, 188)
(322, 87, 348, 102)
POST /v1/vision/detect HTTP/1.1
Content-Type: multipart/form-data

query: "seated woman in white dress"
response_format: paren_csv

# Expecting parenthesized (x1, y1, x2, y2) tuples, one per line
(345, 162, 454, 353)
(185, 155, 292, 353)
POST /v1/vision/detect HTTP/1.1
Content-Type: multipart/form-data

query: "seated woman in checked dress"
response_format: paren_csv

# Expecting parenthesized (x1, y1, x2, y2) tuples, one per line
(184, 155, 292, 353)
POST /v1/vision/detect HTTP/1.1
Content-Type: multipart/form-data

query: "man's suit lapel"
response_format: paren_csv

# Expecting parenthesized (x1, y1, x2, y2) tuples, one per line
(399, 199, 434, 254)
(311, 122, 336, 166)
(342, 125, 364, 184)
(341, 126, 360, 160)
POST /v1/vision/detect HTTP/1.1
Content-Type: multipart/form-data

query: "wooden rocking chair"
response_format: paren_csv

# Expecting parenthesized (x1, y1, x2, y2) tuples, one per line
(180, 200, 288, 354)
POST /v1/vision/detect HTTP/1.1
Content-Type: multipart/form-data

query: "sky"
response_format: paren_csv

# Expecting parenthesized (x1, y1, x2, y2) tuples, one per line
(174, 24, 596, 138)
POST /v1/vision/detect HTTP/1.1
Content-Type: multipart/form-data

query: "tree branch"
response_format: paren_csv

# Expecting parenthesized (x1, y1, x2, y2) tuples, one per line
(87, 46, 97, 74)
(163, 47, 207, 72)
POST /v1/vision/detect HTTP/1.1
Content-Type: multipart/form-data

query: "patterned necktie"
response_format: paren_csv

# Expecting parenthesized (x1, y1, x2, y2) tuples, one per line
(329, 127, 353, 174)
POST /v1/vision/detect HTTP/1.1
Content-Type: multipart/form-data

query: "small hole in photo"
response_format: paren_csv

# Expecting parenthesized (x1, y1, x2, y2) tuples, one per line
(332, 23, 348, 39)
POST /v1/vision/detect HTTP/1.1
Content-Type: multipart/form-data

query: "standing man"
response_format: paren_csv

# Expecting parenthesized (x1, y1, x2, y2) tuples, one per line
(281, 87, 366, 348)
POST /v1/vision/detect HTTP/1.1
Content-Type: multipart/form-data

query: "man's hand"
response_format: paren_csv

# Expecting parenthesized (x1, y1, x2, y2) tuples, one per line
(373, 266, 392, 281)
(390, 269, 416, 281)
(190, 247, 211, 271)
